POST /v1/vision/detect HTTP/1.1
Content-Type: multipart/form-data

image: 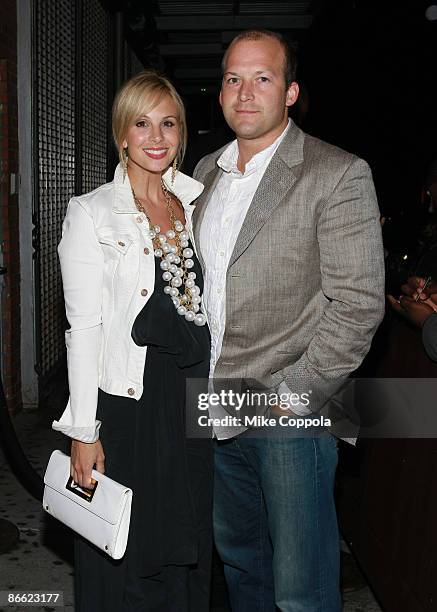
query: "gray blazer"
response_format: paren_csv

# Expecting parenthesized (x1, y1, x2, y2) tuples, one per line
(193, 120, 385, 420)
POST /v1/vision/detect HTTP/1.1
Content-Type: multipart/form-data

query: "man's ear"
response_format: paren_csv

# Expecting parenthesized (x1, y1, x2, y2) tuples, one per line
(285, 82, 299, 108)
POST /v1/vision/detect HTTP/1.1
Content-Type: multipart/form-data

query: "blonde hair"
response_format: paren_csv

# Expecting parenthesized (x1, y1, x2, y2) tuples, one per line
(112, 70, 187, 167)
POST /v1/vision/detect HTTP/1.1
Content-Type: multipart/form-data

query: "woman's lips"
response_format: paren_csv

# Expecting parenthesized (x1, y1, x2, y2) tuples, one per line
(143, 148, 168, 160)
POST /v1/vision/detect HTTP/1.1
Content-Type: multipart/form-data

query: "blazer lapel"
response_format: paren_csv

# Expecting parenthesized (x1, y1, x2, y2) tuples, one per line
(228, 121, 305, 267)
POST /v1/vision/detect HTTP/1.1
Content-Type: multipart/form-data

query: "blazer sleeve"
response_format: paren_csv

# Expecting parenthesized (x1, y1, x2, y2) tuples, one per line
(277, 158, 385, 403)
(422, 312, 437, 361)
(52, 197, 104, 442)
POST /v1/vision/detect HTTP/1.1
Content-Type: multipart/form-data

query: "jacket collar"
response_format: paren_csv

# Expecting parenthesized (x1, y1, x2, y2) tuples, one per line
(201, 118, 304, 178)
(112, 163, 204, 214)
(217, 119, 292, 175)
(228, 121, 305, 267)
(193, 119, 306, 268)
(194, 119, 304, 221)
(275, 119, 305, 168)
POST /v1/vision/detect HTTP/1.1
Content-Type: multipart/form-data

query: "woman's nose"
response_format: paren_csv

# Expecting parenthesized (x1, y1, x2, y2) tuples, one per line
(150, 126, 163, 142)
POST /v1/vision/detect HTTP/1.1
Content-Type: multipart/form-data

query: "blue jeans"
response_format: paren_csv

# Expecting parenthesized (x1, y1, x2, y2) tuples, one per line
(213, 435, 341, 612)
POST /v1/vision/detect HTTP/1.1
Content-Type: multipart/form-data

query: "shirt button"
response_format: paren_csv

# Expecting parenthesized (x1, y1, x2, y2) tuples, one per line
(127, 388, 135, 396)
(143, 247, 150, 255)
(141, 289, 148, 296)
(136, 216, 143, 223)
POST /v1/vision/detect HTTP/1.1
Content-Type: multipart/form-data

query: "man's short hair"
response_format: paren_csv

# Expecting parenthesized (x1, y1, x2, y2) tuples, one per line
(221, 29, 298, 87)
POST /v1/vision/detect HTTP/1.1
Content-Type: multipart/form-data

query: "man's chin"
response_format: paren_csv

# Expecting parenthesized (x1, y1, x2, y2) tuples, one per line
(231, 123, 263, 140)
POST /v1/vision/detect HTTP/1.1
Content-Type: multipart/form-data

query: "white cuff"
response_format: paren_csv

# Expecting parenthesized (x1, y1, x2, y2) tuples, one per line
(52, 420, 101, 443)
(277, 381, 312, 416)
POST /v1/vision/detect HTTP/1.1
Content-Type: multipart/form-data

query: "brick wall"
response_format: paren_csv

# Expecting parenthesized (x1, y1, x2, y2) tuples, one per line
(0, 0, 22, 414)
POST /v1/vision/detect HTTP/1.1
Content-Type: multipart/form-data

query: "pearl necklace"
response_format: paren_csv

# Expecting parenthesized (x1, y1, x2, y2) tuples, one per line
(132, 181, 207, 326)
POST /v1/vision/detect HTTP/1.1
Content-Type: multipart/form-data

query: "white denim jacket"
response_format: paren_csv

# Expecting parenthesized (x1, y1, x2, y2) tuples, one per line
(52, 164, 204, 443)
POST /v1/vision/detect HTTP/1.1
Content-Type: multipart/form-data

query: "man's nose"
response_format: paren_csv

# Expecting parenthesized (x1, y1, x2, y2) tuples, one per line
(238, 81, 254, 102)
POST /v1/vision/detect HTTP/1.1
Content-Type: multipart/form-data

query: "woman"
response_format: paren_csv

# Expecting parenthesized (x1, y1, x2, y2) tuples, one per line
(52, 70, 212, 611)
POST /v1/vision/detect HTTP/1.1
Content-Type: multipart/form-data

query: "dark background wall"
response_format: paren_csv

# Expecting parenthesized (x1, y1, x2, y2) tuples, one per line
(300, 0, 437, 218)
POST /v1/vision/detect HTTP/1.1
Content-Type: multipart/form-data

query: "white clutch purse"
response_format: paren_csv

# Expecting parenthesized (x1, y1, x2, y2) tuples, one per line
(43, 450, 133, 559)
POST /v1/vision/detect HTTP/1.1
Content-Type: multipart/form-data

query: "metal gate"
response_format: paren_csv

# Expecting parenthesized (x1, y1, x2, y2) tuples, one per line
(34, 0, 110, 383)
(0, 63, 7, 383)
(81, 0, 111, 193)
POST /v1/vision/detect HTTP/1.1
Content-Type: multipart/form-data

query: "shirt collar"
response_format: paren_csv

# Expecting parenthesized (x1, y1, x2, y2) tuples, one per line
(112, 163, 204, 213)
(217, 119, 291, 176)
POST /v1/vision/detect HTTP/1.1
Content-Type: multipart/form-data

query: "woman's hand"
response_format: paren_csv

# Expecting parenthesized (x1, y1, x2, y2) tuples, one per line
(401, 276, 437, 303)
(387, 294, 436, 328)
(388, 275, 437, 328)
(71, 439, 105, 488)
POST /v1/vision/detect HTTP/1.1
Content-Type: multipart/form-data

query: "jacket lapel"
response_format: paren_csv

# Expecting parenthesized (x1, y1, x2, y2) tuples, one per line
(228, 122, 305, 268)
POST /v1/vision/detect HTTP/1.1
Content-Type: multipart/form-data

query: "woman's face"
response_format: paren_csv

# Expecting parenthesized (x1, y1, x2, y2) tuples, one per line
(122, 94, 181, 176)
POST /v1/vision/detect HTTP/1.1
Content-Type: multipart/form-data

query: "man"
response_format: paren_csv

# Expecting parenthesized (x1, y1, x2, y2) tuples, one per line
(193, 29, 385, 611)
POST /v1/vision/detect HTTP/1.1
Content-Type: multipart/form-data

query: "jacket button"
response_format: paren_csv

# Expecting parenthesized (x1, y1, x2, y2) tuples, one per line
(143, 247, 150, 255)
(127, 388, 135, 396)
(141, 289, 148, 296)
(136, 216, 143, 223)
(118, 241, 125, 247)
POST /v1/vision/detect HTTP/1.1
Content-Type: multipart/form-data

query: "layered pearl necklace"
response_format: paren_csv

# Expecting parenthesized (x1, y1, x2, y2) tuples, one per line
(132, 180, 207, 326)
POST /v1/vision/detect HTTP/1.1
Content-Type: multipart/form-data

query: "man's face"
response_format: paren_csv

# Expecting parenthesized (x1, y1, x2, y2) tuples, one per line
(220, 37, 299, 142)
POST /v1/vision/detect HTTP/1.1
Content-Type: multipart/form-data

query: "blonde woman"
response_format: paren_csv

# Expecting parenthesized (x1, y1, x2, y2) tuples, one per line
(53, 71, 212, 611)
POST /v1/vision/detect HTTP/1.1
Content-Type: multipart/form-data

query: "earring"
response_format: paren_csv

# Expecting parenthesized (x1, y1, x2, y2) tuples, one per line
(122, 147, 128, 180)
(171, 157, 178, 186)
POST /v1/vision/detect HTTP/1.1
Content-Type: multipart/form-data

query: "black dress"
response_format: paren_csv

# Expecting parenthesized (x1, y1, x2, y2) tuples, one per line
(74, 242, 213, 612)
